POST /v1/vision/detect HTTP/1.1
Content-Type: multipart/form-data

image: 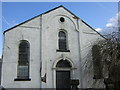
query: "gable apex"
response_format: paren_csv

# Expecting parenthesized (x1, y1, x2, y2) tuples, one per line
(42, 5, 79, 19)
(3, 5, 79, 34)
(3, 5, 105, 39)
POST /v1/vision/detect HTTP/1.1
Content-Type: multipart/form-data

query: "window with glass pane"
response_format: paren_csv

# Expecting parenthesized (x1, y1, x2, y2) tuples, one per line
(92, 45, 103, 79)
(18, 40, 29, 79)
(59, 31, 67, 50)
(56, 59, 72, 68)
(18, 66, 29, 79)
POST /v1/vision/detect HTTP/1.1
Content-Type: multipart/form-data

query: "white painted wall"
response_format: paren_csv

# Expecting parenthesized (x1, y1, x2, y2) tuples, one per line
(1, 6, 105, 89)
(1, 16, 41, 88)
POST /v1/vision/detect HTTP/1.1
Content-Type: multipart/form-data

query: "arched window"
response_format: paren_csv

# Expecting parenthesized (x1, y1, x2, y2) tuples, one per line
(17, 40, 30, 79)
(58, 31, 67, 50)
(56, 59, 72, 68)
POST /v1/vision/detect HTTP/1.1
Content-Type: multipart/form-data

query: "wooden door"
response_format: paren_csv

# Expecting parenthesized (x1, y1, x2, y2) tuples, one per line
(56, 71, 70, 90)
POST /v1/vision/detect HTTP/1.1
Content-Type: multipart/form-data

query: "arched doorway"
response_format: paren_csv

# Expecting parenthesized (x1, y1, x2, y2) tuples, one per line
(56, 59, 72, 89)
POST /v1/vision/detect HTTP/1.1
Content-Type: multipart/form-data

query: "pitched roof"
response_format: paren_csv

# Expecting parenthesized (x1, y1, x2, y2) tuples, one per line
(4, 5, 65, 34)
(3, 5, 105, 39)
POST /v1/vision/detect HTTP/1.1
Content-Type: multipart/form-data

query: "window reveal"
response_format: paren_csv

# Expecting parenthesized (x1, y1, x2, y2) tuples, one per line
(59, 31, 67, 50)
(18, 40, 30, 79)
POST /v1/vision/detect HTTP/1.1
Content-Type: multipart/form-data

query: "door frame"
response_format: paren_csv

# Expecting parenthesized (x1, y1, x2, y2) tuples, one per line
(53, 68, 73, 88)
(56, 69, 71, 89)
(52, 58, 75, 88)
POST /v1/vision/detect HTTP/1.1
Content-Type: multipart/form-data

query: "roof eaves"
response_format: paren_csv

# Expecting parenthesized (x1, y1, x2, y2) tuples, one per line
(61, 6, 79, 19)
(3, 5, 64, 34)
(81, 20, 106, 39)
(3, 14, 42, 34)
(3, 5, 106, 40)
(42, 5, 64, 15)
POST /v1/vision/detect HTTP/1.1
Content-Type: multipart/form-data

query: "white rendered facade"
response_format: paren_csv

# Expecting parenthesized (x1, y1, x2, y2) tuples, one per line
(1, 6, 105, 89)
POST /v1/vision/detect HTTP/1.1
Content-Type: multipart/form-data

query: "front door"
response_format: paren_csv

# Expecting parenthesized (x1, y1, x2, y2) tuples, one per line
(56, 71, 70, 89)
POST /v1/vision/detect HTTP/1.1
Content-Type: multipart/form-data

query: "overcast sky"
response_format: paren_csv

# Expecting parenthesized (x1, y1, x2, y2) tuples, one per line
(0, 2, 119, 58)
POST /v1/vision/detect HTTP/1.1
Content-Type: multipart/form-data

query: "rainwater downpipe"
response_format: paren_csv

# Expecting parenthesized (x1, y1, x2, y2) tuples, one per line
(40, 15, 42, 89)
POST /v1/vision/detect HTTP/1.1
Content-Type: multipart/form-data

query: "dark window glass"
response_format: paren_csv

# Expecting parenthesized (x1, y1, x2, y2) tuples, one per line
(92, 45, 103, 79)
(59, 31, 67, 50)
(18, 65, 29, 79)
(18, 40, 30, 79)
(56, 60, 72, 68)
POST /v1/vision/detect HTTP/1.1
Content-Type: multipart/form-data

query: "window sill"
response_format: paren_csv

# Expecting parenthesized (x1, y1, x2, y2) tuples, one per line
(14, 78, 31, 81)
(56, 49, 70, 52)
